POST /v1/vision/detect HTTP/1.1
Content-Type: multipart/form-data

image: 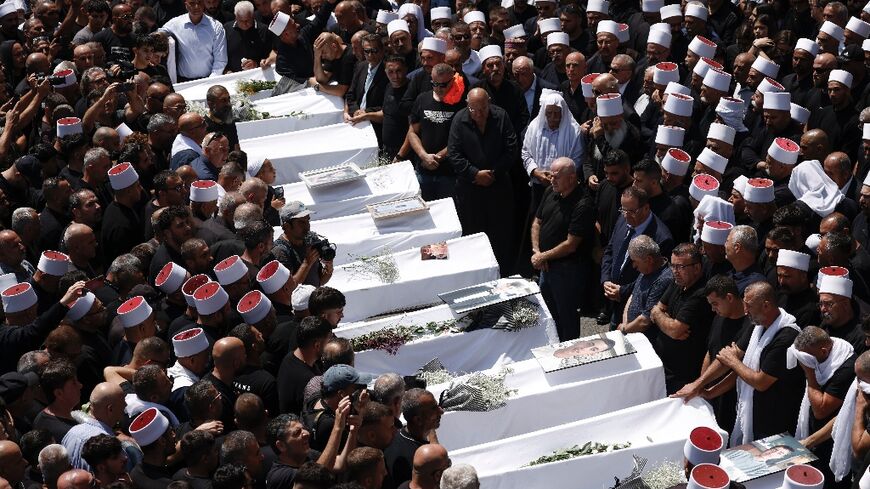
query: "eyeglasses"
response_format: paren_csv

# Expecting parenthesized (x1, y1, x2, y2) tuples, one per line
(431, 80, 451, 88)
(819, 299, 846, 309)
(610, 66, 629, 72)
(618, 207, 643, 215)
(670, 262, 700, 271)
(363, 48, 379, 54)
(451, 34, 470, 41)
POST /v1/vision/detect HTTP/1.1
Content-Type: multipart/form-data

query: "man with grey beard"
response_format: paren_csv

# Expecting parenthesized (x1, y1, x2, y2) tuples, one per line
(582, 92, 643, 191)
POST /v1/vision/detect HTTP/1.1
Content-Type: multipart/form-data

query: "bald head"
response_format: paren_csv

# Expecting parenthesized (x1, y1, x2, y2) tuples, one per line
(25, 53, 49, 74)
(512, 55, 533, 71)
(816, 53, 837, 69)
(467, 87, 489, 105)
(89, 382, 124, 406)
(0, 441, 24, 484)
(593, 73, 619, 94)
(412, 444, 449, 475)
(857, 350, 870, 380)
(56, 469, 94, 489)
(551, 157, 576, 174)
(179, 113, 205, 132)
(213, 337, 246, 369)
(746, 280, 776, 303)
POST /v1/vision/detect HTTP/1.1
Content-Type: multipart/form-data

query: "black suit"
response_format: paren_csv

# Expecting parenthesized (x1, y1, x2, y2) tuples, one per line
(527, 76, 559, 119)
(346, 60, 388, 143)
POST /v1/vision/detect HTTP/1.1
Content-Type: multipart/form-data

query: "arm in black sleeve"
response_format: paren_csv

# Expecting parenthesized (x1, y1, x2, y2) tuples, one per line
(302, 0, 336, 43)
(400, 73, 422, 115)
(493, 112, 518, 178)
(448, 113, 480, 182)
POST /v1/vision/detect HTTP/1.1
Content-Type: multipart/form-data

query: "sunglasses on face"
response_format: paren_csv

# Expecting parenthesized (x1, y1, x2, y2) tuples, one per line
(363, 48, 379, 54)
(431, 80, 451, 88)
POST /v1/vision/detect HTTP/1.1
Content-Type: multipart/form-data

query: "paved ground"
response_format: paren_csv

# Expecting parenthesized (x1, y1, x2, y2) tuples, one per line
(579, 314, 610, 337)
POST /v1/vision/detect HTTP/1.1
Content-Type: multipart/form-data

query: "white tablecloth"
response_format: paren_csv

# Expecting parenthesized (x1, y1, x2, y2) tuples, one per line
(427, 333, 666, 451)
(287, 198, 462, 266)
(452, 397, 724, 489)
(280, 161, 420, 221)
(330, 233, 500, 322)
(240, 122, 379, 185)
(236, 89, 345, 140)
(336, 293, 558, 376)
(173, 66, 278, 103)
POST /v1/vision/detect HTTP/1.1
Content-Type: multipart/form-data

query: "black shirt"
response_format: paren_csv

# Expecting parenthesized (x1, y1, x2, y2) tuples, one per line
(409, 93, 465, 176)
(707, 315, 751, 360)
(224, 20, 271, 72)
(277, 353, 320, 415)
(825, 315, 867, 354)
(38, 208, 70, 253)
(263, 319, 298, 376)
(656, 279, 712, 392)
(777, 287, 820, 329)
(320, 46, 356, 87)
(203, 373, 238, 431)
(93, 28, 135, 53)
(265, 453, 320, 489)
(205, 117, 240, 152)
(130, 462, 174, 489)
(383, 429, 426, 487)
(234, 365, 279, 416)
(172, 468, 214, 489)
(535, 185, 595, 263)
(275, 3, 334, 82)
(381, 82, 410, 157)
(809, 354, 856, 435)
(100, 201, 144, 262)
(32, 411, 77, 442)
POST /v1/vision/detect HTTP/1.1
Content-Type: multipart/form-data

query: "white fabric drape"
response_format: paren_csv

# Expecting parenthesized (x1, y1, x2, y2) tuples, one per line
(173, 66, 278, 103)
(236, 89, 345, 139)
(788, 159, 845, 218)
(521, 92, 583, 175)
(786, 338, 853, 439)
(830, 380, 870, 481)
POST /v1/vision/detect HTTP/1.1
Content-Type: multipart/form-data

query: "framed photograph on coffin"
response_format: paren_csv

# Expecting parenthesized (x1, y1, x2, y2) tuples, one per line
(531, 330, 636, 373)
(300, 163, 365, 189)
(438, 278, 540, 315)
(718, 433, 817, 483)
(421, 242, 449, 260)
(368, 196, 429, 220)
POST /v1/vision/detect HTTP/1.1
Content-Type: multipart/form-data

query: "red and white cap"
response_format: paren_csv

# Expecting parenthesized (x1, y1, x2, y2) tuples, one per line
(743, 177, 775, 203)
(777, 249, 811, 272)
(237, 290, 272, 324)
(66, 291, 96, 321)
(653, 62, 679, 85)
(269, 11, 290, 36)
(693, 56, 722, 79)
(194, 282, 229, 315)
(387, 19, 409, 36)
(0, 2, 17, 17)
(690, 174, 720, 202)
(503, 24, 526, 39)
(817, 266, 849, 291)
(172, 327, 209, 358)
(190, 180, 219, 203)
(688, 35, 716, 59)
(751, 56, 780, 79)
(819, 275, 853, 298)
(655, 125, 685, 146)
(665, 81, 691, 96)
(757, 77, 784, 94)
(117, 296, 153, 328)
(763, 92, 791, 111)
(476, 44, 504, 62)
(596, 93, 623, 117)
(617, 23, 630, 44)
(791, 103, 810, 124)
(768, 137, 800, 165)
(780, 464, 824, 489)
(701, 221, 732, 246)
(129, 407, 169, 447)
(685, 1, 708, 20)
(661, 148, 691, 176)
(376, 10, 398, 24)
(829, 69, 854, 89)
(463, 10, 485, 24)
(292, 284, 316, 312)
(107, 162, 139, 190)
(547, 32, 570, 47)
(538, 18, 561, 34)
(214, 255, 248, 285)
(257, 260, 291, 295)
(702, 68, 731, 92)
(37, 251, 69, 276)
(795, 38, 819, 56)
(687, 464, 729, 489)
(684, 426, 724, 465)
(642, 0, 663, 13)
(182, 274, 210, 308)
(707, 122, 735, 145)
(820, 20, 845, 43)
(663, 93, 693, 117)
(52, 68, 76, 89)
(420, 37, 447, 54)
(596, 20, 620, 38)
(848, 16, 870, 38)
(659, 4, 682, 19)
(697, 148, 728, 174)
(56, 117, 82, 138)
(647, 27, 671, 48)
(588, 0, 609, 13)
(116, 123, 133, 143)
(581, 73, 600, 98)
(155, 262, 187, 294)
(1, 283, 37, 313)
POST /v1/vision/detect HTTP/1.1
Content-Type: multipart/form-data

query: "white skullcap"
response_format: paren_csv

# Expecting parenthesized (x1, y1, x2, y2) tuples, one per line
(697, 148, 728, 174)
(777, 249, 810, 271)
(597, 20, 620, 37)
(538, 17, 561, 34)
(767, 137, 799, 165)
(376, 10, 398, 24)
(743, 177, 775, 203)
(751, 56, 780, 78)
(647, 28, 671, 48)
(660, 4, 682, 19)
(421, 37, 447, 54)
(690, 174, 720, 202)
(848, 16, 870, 38)
(596, 93, 623, 117)
(701, 221, 733, 246)
(547, 32, 570, 47)
(703, 68, 731, 92)
(762, 92, 791, 111)
(791, 103, 810, 124)
(665, 81, 691, 96)
(685, 2, 708, 20)
(707, 122, 735, 145)
(820, 21, 845, 43)
(688, 35, 716, 59)
(588, 0, 610, 13)
(819, 275, 853, 298)
(292, 284, 316, 312)
(655, 125, 685, 146)
(653, 62, 680, 85)
(503, 24, 526, 39)
(107, 162, 139, 190)
(829, 69, 854, 88)
(795, 38, 819, 56)
(463, 10, 485, 24)
(642, 0, 664, 13)
(387, 19, 409, 36)
(684, 427, 724, 466)
(269, 11, 290, 36)
(663, 93, 693, 117)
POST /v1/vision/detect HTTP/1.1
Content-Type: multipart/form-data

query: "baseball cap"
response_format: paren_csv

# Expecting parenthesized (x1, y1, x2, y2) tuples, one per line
(280, 201, 313, 221)
(0, 372, 39, 404)
(323, 364, 375, 393)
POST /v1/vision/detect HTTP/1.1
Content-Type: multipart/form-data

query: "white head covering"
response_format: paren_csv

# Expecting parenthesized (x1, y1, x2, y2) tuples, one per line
(463, 10, 485, 24)
(751, 56, 780, 78)
(788, 159, 845, 217)
(653, 62, 679, 85)
(522, 93, 582, 171)
(588, 0, 610, 13)
(693, 195, 735, 225)
(503, 24, 526, 39)
(715, 97, 748, 132)
(688, 35, 716, 59)
(701, 220, 733, 245)
(777, 250, 810, 271)
(376, 10, 398, 24)
(660, 4, 682, 19)
(685, 2, 708, 20)
(848, 16, 870, 38)
(0, 2, 16, 17)
(791, 103, 810, 124)
(647, 28, 671, 48)
(795, 38, 820, 56)
(642, 0, 664, 12)
(830, 69, 854, 88)
(479, 45, 503, 62)
(420, 37, 447, 54)
(398, 3, 428, 42)
(387, 19, 409, 37)
(707, 122, 735, 145)
(820, 20, 846, 43)
(269, 12, 289, 36)
(697, 147, 728, 174)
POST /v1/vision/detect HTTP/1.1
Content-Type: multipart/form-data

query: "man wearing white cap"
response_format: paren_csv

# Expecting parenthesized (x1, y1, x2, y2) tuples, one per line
(706, 122, 737, 163)
(100, 162, 145, 263)
(268, 0, 341, 95)
(257, 259, 298, 320)
(192, 281, 232, 341)
(740, 93, 803, 189)
(587, 20, 620, 74)
(476, 45, 530, 137)
(775, 250, 820, 328)
(540, 31, 571, 86)
(818, 275, 866, 352)
(807, 68, 862, 160)
(583, 93, 644, 191)
(0, 2, 20, 43)
(153, 260, 190, 321)
(782, 39, 819, 107)
(388, 19, 417, 71)
(166, 327, 210, 405)
(213, 254, 253, 306)
(31, 251, 70, 313)
(112, 295, 157, 366)
(128, 408, 175, 488)
(399, 33, 467, 116)
(818, 20, 845, 55)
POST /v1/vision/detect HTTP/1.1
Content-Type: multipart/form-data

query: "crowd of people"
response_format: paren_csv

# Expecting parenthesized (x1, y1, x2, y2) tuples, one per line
(0, 0, 870, 485)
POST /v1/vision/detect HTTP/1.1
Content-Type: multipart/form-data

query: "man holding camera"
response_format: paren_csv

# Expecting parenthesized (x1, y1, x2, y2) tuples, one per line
(272, 201, 334, 287)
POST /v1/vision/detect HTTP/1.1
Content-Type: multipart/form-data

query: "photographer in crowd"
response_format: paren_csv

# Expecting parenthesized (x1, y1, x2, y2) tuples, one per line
(272, 201, 335, 287)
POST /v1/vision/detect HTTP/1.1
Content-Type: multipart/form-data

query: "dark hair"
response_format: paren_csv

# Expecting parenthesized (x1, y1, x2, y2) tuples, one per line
(266, 413, 301, 452)
(361, 33, 382, 49)
(766, 226, 797, 247)
(296, 316, 333, 349)
(672, 242, 702, 263)
(153, 170, 179, 192)
(622, 186, 649, 206)
(347, 447, 384, 481)
(772, 202, 812, 228)
(632, 158, 662, 179)
(237, 220, 272, 251)
(180, 430, 216, 466)
(19, 429, 53, 467)
(603, 149, 630, 167)
(58, 133, 89, 153)
(39, 360, 78, 404)
(82, 434, 123, 468)
(184, 380, 217, 418)
(229, 324, 260, 357)
(308, 287, 346, 315)
(384, 55, 407, 67)
(155, 205, 191, 235)
(292, 462, 334, 488)
(361, 401, 392, 426)
(401, 388, 434, 422)
(132, 364, 165, 402)
(823, 232, 853, 260)
(703, 274, 739, 298)
(212, 464, 248, 489)
(29, 143, 58, 162)
(84, 0, 111, 14)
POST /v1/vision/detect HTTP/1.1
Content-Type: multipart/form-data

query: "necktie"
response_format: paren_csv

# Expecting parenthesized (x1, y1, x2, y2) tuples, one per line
(360, 65, 375, 110)
(616, 226, 636, 273)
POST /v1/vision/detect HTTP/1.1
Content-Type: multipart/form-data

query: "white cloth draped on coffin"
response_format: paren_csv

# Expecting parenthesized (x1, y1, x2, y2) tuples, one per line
(426, 333, 666, 451)
(336, 294, 558, 376)
(173, 66, 278, 103)
(240, 122, 379, 185)
(236, 89, 345, 140)
(450, 397, 722, 489)
(279, 161, 420, 221)
(283, 198, 461, 266)
(330, 233, 500, 322)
